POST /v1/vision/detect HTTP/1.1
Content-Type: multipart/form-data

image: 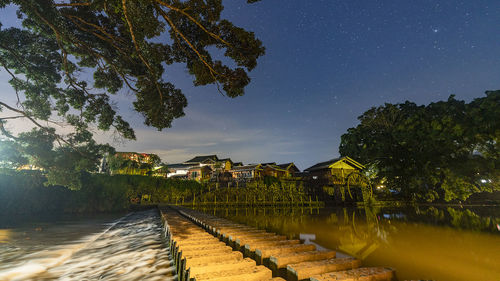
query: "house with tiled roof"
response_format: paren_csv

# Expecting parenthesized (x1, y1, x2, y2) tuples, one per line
(259, 162, 301, 178)
(166, 155, 241, 181)
(304, 157, 365, 184)
(188, 165, 212, 181)
(276, 163, 301, 177)
(184, 155, 219, 165)
(166, 163, 197, 178)
(218, 158, 234, 171)
(230, 164, 264, 180)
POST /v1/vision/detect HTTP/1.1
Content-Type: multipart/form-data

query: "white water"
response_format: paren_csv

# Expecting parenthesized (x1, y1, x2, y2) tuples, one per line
(0, 210, 175, 281)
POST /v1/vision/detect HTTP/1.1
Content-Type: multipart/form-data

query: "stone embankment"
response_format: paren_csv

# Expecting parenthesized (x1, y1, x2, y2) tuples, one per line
(160, 205, 395, 281)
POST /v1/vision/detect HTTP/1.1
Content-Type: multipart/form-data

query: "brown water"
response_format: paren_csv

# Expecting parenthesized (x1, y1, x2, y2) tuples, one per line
(196, 205, 500, 281)
(0, 209, 175, 281)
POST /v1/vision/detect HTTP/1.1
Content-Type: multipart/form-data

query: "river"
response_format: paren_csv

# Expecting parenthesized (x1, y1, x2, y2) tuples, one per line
(195, 204, 500, 281)
(1, 205, 499, 280)
(0, 209, 175, 281)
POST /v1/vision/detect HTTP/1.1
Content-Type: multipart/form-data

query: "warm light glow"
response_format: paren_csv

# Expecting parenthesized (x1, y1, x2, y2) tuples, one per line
(0, 229, 12, 243)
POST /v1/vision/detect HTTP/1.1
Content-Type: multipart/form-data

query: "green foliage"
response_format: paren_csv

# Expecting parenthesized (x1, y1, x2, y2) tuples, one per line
(0, 0, 264, 188)
(340, 92, 500, 202)
(195, 178, 309, 205)
(0, 140, 28, 168)
(106, 152, 161, 176)
(0, 169, 202, 215)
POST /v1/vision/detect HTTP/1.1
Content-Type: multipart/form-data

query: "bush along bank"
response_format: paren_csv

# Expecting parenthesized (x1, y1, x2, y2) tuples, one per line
(0, 169, 203, 215)
(182, 177, 323, 207)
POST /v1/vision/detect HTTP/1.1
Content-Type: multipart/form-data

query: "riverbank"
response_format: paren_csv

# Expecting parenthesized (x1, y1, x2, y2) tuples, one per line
(0, 170, 202, 216)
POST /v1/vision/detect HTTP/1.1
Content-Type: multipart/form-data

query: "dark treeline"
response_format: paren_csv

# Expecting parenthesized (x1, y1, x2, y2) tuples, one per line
(0, 170, 312, 215)
(0, 169, 202, 215)
(340, 91, 500, 202)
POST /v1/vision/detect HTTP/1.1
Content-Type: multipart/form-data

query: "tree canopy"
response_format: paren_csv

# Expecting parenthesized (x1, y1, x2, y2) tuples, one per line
(0, 0, 264, 188)
(339, 91, 500, 202)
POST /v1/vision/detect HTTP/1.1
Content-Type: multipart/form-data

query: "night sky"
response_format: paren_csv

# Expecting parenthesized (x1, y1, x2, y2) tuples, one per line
(1, 1, 500, 169)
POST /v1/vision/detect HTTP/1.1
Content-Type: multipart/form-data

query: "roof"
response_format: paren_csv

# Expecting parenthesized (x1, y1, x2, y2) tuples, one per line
(233, 162, 243, 166)
(167, 163, 197, 169)
(184, 155, 219, 164)
(263, 165, 287, 172)
(332, 156, 365, 169)
(277, 163, 301, 172)
(230, 164, 262, 172)
(277, 163, 299, 169)
(304, 158, 340, 172)
(304, 157, 365, 172)
(188, 166, 212, 171)
(219, 158, 233, 163)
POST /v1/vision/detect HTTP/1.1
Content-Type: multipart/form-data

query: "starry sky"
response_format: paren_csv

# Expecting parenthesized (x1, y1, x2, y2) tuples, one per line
(1, 0, 500, 170)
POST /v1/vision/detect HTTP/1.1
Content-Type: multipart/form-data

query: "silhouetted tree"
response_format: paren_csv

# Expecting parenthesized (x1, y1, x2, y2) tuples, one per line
(0, 0, 265, 188)
(340, 91, 500, 202)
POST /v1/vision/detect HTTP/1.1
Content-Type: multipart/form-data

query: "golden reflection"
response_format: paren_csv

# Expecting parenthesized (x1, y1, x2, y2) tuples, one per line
(0, 229, 12, 243)
(195, 205, 500, 281)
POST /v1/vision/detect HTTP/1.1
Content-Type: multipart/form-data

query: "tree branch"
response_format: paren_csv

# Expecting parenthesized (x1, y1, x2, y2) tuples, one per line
(155, 4, 220, 78)
(0, 115, 26, 120)
(0, 101, 86, 156)
(54, 2, 90, 7)
(122, 0, 163, 101)
(155, 0, 232, 48)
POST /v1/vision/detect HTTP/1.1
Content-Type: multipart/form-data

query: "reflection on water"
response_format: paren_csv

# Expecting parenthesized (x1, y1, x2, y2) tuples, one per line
(0, 209, 175, 281)
(195, 205, 500, 281)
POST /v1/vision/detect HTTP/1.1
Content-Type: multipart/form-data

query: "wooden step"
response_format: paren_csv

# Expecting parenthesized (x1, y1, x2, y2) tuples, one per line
(236, 234, 287, 248)
(255, 244, 316, 264)
(245, 239, 300, 252)
(189, 258, 256, 276)
(193, 265, 272, 281)
(269, 250, 336, 270)
(178, 241, 227, 252)
(181, 245, 233, 257)
(185, 251, 243, 268)
(287, 257, 361, 281)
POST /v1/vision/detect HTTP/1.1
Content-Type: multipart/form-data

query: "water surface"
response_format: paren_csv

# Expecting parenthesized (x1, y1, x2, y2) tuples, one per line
(196, 205, 500, 281)
(0, 209, 175, 281)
